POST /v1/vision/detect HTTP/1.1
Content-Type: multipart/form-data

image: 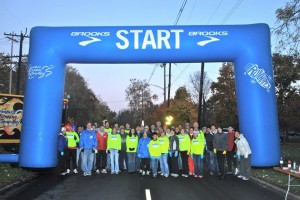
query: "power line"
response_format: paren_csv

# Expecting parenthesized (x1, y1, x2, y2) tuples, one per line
(206, 0, 224, 25)
(147, 65, 157, 83)
(220, 0, 244, 24)
(174, 0, 188, 25)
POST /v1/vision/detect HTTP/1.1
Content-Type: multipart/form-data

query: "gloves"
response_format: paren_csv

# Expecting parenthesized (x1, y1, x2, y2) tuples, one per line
(222, 151, 226, 155)
(138, 154, 141, 158)
(187, 150, 190, 155)
(157, 156, 161, 160)
(213, 149, 216, 154)
(200, 154, 204, 159)
(106, 150, 110, 154)
(151, 156, 155, 160)
(129, 148, 135, 151)
(92, 149, 98, 153)
(190, 154, 193, 160)
(174, 151, 178, 157)
(80, 148, 84, 153)
(74, 135, 77, 140)
(60, 151, 64, 156)
(169, 152, 172, 157)
(237, 155, 241, 159)
(244, 154, 248, 159)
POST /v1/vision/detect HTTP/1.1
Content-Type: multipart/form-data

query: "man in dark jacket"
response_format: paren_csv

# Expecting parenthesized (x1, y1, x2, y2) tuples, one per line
(213, 127, 228, 180)
(169, 129, 179, 177)
(205, 127, 217, 175)
(58, 127, 68, 175)
(226, 126, 237, 175)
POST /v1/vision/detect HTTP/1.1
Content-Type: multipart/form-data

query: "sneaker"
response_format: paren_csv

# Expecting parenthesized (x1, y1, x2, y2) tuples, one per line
(60, 172, 67, 176)
(242, 177, 249, 181)
(111, 171, 115, 175)
(194, 175, 198, 178)
(115, 172, 119, 175)
(146, 171, 150, 175)
(199, 175, 203, 178)
(209, 172, 214, 175)
(238, 175, 244, 179)
(161, 173, 164, 176)
(164, 174, 169, 178)
(73, 169, 78, 174)
(86, 173, 92, 176)
(183, 174, 189, 178)
(66, 169, 70, 174)
(101, 169, 107, 174)
(83, 173, 87, 176)
(96, 169, 100, 174)
(157, 171, 161, 174)
(142, 171, 146, 176)
(189, 172, 193, 176)
(226, 171, 232, 174)
(139, 170, 143, 173)
(173, 174, 179, 177)
(153, 174, 157, 178)
(170, 173, 175, 177)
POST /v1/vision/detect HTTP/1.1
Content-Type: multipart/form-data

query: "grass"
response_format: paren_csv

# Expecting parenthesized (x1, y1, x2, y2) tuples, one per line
(251, 143, 300, 197)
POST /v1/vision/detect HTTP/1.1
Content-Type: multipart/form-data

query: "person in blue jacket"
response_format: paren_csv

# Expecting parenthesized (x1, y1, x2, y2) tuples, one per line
(137, 131, 151, 175)
(58, 127, 68, 175)
(79, 122, 98, 176)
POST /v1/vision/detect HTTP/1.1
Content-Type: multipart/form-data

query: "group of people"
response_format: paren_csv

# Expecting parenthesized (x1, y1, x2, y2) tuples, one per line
(57, 120, 252, 181)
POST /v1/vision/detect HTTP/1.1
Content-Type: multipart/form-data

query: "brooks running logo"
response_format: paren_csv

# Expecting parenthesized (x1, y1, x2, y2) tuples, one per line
(79, 37, 101, 46)
(197, 36, 220, 46)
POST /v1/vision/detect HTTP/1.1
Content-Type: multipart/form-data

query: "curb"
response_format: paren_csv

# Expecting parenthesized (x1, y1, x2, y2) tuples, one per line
(251, 176, 300, 200)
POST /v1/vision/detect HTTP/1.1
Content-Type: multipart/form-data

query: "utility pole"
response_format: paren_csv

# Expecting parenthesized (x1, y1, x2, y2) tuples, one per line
(6, 31, 19, 94)
(167, 63, 172, 108)
(4, 30, 29, 95)
(198, 62, 205, 126)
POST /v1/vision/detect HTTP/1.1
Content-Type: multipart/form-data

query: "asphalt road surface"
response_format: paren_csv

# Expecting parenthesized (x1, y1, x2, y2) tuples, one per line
(2, 171, 285, 200)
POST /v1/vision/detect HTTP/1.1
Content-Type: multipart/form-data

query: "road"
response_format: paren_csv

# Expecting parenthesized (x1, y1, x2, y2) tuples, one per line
(2, 171, 285, 200)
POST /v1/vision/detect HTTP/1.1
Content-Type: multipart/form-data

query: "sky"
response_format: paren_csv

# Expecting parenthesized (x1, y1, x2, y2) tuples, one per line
(0, 0, 287, 112)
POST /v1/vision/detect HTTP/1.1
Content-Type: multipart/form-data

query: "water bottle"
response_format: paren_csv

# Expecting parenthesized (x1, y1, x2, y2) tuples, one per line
(293, 161, 296, 170)
(280, 157, 283, 168)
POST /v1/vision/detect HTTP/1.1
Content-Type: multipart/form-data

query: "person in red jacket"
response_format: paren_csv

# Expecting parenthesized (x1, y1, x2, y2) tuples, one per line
(226, 126, 237, 175)
(95, 126, 108, 174)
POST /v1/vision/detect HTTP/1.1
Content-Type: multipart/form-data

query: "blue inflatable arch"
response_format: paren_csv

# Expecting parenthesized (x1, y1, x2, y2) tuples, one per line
(15, 24, 279, 167)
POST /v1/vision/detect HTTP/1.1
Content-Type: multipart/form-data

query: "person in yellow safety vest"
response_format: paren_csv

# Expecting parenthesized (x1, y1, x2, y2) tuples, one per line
(178, 128, 191, 177)
(104, 121, 112, 135)
(124, 123, 131, 134)
(190, 130, 205, 178)
(126, 128, 139, 173)
(65, 125, 80, 174)
(158, 130, 170, 177)
(149, 132, 161, 178)
(107, 127, 121, 174)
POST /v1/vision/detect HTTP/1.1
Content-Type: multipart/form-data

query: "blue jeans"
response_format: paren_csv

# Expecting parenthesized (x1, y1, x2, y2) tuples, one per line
(193, 154, 204, 176)
(127, 152, 136, 172)
(110, 149, 119, 173)
(81, 149, 94, 174)
(151, 157, 160, 175)
(208, 150, 217, 173)
(160, 153, 169, 176)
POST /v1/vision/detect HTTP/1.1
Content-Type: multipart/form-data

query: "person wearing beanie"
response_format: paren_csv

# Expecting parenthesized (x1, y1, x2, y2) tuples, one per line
(65, 124, 80, 174)
(190, 129, 205, 178)
(58, 127, 68, 175)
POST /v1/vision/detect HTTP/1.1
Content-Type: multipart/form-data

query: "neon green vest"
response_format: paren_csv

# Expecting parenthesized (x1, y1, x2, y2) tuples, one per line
(126, 135, 138, 152)
(107, 134, 121, 150)
(158, 136, 169, 153)
(149, 140, 161, 157)
(191, 136, 205, 155)
(178, 134, 191, 151)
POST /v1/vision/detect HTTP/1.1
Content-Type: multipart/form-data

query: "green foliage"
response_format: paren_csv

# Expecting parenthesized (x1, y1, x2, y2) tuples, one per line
(208, 62, 238, 128)
(64, 65, 116, 126)
(274, 0, 300, 54)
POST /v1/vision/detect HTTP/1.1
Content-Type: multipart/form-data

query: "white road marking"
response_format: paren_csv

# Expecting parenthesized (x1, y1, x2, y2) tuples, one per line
(145, 189, 152, 200)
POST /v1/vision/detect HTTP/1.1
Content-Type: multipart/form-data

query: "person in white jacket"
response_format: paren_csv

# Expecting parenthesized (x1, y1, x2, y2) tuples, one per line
(235, 131, 252, 181)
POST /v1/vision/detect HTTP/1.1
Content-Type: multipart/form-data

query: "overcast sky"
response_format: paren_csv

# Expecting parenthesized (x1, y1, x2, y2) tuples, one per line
(0, 0, 287, 112)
